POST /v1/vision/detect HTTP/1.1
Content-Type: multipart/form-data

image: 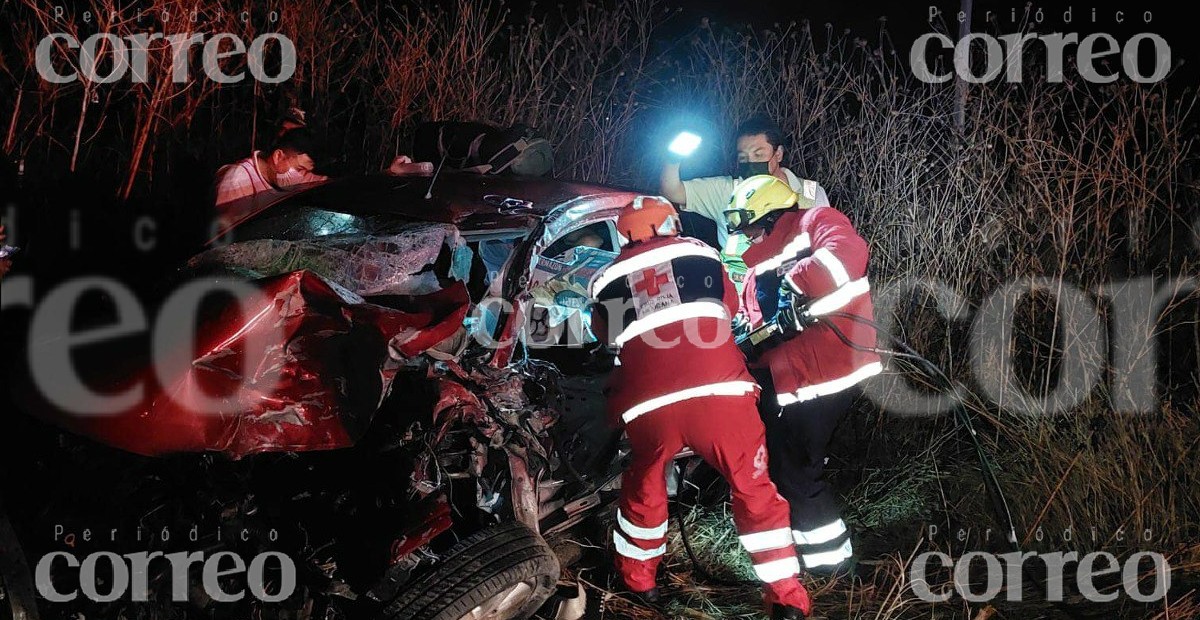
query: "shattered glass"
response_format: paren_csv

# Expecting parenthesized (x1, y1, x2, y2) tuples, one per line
(529, 246, 617, 330)
(188, 223, 471, 297)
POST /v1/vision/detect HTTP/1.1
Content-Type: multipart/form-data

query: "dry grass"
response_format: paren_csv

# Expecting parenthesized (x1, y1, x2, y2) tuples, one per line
(4, 1, 1200, 617)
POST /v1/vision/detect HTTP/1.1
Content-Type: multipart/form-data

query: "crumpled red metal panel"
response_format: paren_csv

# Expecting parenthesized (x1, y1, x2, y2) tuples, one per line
(41, 271, 469, 460)
(388, 492, 453, 565)
(409, 357, 563, 501)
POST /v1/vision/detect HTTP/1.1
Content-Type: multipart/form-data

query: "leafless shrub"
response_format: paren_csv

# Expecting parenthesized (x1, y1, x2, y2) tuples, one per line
(2, 2, 1198, 616)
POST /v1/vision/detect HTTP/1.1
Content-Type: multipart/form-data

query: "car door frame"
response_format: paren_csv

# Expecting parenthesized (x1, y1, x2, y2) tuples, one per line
(485, 194, 633, 368)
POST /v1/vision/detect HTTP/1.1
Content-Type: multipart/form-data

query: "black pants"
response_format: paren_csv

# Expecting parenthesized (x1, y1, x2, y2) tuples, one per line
(754, 369, 856, 567)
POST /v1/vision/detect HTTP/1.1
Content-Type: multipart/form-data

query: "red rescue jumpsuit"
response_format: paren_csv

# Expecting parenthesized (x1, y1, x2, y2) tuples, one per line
(589, 235, 811, 612)
(740, 205, 882, 570)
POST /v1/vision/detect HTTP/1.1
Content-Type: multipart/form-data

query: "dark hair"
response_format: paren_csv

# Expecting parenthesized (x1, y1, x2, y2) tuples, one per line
(735, 114, 786, 149)
(269, 127, 322, 160)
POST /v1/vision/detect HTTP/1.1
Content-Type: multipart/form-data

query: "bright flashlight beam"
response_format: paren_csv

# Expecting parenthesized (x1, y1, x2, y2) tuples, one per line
(668, 131, 702, 158)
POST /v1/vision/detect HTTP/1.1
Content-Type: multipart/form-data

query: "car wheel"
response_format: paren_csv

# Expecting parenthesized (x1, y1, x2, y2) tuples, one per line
(379, 521, 560, 620)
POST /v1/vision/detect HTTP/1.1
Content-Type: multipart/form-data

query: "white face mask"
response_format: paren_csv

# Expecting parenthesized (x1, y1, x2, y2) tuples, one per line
(275, 167, 307, 187)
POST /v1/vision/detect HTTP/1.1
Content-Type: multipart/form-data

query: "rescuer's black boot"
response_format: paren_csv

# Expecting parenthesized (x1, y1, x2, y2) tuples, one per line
(803, 555, 858, 580)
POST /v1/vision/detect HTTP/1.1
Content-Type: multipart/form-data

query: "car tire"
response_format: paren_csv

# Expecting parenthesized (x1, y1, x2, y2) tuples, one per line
(379, 521, 560, 620)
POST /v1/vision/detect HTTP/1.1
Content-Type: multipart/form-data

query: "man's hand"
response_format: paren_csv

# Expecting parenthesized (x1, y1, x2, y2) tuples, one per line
(776, 291, 817, 339)
(732, 314, 752, 342)
(583, 341, 617, 373)
(386, 155, 435, 176)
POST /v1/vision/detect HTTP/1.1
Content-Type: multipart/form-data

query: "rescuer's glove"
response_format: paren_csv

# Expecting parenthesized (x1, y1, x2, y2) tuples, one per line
(584, 342, 617, 373)
(732, 314, 752, 342)
(737, 292, 816, 361)
(775, 290, 817, 339)
(733, 314, 758, 359)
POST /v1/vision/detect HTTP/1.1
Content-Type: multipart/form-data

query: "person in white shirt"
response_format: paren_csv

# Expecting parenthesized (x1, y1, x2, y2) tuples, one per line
(214, 128, 433, 226)
(213, 128, 328, 220)
(659, 115, 831, 288)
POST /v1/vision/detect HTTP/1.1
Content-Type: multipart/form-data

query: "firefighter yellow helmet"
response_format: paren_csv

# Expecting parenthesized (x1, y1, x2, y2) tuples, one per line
(723, 175, 798, 234)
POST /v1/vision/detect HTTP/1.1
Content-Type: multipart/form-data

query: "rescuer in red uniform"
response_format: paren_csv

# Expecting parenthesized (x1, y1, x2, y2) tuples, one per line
(589, 196, 813, 619)
(724, 175, 882, 575)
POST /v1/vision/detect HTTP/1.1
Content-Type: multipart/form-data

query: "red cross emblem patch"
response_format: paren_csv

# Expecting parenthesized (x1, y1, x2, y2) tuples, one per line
(630, 263, 680, 317)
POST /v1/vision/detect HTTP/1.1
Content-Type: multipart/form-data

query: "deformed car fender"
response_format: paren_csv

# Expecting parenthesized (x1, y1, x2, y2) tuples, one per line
(25, 271, 470, 459)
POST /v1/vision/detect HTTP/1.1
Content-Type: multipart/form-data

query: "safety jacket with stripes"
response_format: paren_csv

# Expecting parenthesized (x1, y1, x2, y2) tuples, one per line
(740, 206, 882, 408)
(589, 236, 757, 426)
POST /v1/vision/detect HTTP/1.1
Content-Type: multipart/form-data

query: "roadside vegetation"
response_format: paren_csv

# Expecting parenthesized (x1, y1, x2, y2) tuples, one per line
(4, 0, 1199, 617)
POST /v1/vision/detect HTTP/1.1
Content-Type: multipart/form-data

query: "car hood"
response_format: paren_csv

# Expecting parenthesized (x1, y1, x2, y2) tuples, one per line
(222, 172, 638, 238)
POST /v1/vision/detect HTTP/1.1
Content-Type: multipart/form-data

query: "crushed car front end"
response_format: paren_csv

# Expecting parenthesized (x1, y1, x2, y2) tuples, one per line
(13, 173, 638, 620)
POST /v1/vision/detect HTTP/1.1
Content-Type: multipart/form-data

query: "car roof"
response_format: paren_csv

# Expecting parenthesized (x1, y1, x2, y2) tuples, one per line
(235, 172, 640, 234)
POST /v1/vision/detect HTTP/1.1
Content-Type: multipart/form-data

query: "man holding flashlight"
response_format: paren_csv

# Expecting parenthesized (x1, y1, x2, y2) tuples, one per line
(660, 115, 831, 290)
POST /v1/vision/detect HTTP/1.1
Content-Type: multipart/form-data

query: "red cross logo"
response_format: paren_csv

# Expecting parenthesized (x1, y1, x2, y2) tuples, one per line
(633, 267, 669, 297)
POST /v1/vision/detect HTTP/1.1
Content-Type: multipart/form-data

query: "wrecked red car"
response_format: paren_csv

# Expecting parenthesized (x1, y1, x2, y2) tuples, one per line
(13, 173, 670, 620)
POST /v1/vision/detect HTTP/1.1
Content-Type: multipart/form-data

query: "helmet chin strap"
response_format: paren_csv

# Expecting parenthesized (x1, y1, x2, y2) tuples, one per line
(758, 208, 790, 235)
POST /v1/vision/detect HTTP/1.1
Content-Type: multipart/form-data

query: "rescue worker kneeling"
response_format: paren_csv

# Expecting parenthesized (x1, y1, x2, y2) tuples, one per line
(588, 196, 812, 619)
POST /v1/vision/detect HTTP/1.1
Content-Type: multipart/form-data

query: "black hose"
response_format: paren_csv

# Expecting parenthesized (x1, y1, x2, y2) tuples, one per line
(818, 311, 1019, 548)
(671, 473, 762, 588)
(665, 315, 975, 593)
(816, 311, 1087, 619)
(670, 313, 1024, 594)
(665, 311, 1080, 616)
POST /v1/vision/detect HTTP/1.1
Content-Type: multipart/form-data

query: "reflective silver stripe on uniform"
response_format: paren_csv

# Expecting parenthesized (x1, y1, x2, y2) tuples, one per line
(782, 269, 805, 295)
(813, 247, 851, 287)
(776, 361, 884, 407)
(622, 380, 758, 424)
(618, 510, 668, 540)
(590, 243, 720, 296)
(614, 301, 729, 347)
(613, 530, 667, 561)
(802, 539, 854, 569)
(753, 557, 801, 583)
(752, 233, 811, 275)
(807, 278, 870, 316)
(792, 519, 847, 546)
(739, 527, 794, 553)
